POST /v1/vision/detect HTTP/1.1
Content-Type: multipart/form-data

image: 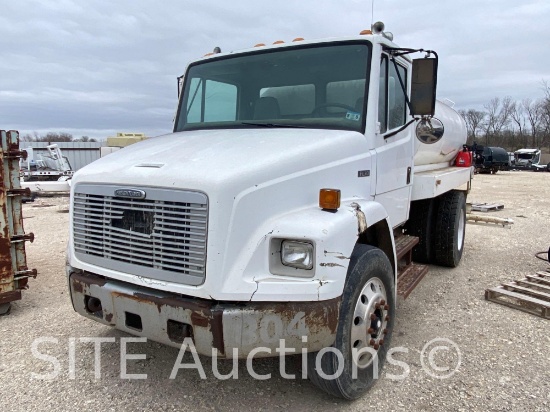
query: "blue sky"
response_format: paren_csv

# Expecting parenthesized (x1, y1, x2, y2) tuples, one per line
(1, 0, 549, 139)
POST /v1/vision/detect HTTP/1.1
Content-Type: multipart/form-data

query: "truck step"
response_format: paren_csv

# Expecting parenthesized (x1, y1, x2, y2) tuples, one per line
(394, 233, 428, 299)
(485, 271, 550, 319)
(394, 234, 419, 261)
(397, 262, 429, 299)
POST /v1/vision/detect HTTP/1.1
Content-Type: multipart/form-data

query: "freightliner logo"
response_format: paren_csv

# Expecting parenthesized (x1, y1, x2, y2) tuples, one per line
(114, 188, 146, 199)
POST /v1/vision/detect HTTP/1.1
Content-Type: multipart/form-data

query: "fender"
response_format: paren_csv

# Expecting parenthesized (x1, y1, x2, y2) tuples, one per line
(242, 198, 392, 301)
(347, 199, 397, 298)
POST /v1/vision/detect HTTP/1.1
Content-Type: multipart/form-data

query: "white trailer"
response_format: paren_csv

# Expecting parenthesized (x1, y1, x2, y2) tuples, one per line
(66, 23, 472, 399)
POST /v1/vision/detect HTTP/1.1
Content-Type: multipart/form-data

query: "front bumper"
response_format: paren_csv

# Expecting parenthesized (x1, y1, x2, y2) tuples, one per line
(69, 271, 340, 358)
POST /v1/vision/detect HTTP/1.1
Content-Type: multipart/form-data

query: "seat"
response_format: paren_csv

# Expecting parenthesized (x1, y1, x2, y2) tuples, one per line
(254, 97, 281, 120)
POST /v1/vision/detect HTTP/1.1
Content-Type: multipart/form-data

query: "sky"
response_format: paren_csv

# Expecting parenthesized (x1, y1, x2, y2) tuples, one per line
(1, 0, 550, 140)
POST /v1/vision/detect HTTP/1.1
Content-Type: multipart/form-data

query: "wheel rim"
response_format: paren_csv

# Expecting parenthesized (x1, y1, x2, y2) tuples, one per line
(457, 209, 465, 252)
(350, 277, 389, 369)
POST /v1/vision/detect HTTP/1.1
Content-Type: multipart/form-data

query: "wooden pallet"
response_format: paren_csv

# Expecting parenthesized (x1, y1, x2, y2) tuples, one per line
(485, 270, 550, 319)
(470, 202, 504, 212)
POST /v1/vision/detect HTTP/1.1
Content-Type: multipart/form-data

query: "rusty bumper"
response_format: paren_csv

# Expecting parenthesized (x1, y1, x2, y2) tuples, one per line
(69, 271, 340, 358)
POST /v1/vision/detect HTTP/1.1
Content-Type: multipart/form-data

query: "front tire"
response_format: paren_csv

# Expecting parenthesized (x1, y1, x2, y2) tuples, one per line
(307, 245, 395, 399)
(0, 303, 11, 316)
(433, 190, 466, 267)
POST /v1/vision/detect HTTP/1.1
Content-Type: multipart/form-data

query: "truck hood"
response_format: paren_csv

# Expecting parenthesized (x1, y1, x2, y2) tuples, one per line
(73, 128, 368, 192)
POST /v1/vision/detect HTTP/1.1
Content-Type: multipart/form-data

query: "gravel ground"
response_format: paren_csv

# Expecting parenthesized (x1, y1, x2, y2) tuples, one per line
(1, 171, 549, 411)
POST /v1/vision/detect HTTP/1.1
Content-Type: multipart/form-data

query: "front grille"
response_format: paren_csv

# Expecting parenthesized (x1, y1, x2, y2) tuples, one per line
(72, 185, 208, 286)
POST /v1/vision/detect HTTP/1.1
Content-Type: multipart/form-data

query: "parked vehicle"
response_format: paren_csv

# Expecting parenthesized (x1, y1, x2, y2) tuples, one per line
(20, 144, 74, 181)
(66, 23, 472, 399)
(514, 148, 550, 171)
(474, 146, 509, 174)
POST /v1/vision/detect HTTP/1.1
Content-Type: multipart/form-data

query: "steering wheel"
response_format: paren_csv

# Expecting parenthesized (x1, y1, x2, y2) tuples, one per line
(312, 102, 358, 117)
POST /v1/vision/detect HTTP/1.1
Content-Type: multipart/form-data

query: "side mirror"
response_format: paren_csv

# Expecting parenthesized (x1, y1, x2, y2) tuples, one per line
(410, 58, 438, 116)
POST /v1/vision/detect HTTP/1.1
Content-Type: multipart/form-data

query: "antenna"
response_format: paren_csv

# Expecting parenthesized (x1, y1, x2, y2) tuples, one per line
(371, 0, 375, 26)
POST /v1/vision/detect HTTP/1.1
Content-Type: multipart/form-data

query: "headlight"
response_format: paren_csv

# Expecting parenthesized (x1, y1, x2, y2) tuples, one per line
(281, 240, 314, 270)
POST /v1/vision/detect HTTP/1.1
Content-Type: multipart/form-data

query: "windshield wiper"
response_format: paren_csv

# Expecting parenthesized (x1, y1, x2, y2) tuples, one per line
(240, 122, 305, 128)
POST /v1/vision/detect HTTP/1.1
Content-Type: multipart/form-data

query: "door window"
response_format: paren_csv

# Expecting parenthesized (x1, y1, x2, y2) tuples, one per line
(379, 55, 408, 133)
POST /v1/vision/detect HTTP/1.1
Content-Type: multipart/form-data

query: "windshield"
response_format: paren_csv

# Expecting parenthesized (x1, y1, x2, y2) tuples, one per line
(174, 42, 371, 133)
(517, 153, 536, 160)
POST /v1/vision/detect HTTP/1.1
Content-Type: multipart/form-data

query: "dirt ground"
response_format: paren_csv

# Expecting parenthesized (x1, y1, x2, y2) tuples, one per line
(1, 170, 549, 411)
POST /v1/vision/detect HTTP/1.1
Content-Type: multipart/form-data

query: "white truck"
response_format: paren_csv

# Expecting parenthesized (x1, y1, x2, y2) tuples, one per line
(513, 148, 550, 172)
(67, 23, 471, 399)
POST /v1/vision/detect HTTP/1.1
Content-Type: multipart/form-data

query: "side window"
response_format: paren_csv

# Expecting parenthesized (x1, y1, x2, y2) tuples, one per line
(379, 56, 408, 133)
(204, 80, 237, 122)
(186, 79, 237, 123)
(378, 57, 388, 133)
(186, 78, 203, 123)
(388, 62, 407, 130)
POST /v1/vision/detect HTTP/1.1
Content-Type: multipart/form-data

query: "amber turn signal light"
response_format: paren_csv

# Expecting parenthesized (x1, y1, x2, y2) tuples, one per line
(319, 189, 341, 210)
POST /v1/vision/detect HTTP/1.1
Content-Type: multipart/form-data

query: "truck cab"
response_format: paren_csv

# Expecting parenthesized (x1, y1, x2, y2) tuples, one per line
(67, 25, 471, 399)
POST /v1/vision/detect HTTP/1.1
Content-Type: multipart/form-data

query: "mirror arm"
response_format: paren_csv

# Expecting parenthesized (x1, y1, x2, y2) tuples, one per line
(390, 56, 414, 116)
(383, 117, 419, 140)
(386, 47, 439, 117)
(385, 47, 439, 61)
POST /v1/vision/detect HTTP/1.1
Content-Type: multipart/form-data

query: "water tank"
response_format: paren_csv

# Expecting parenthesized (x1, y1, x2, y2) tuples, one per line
(413, 100, 467, 166)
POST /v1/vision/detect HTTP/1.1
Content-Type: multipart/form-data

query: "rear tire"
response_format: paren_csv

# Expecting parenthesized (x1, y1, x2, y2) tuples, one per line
(307, 245, 395, 399)
(433, 191, 466, 267)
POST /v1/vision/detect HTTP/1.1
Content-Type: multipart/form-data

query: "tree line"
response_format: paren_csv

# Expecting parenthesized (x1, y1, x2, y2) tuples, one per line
(458, 81, 550, 151)
(21, 132, 97, 142)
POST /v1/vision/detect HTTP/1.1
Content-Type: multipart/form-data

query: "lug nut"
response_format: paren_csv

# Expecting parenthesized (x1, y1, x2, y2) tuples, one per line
(367, 328, 375, 334)
(380, 299, 386, 305)
(379, 339, 385, 346)
(384, 304, 390, 310)
(375, 303, 381, 309)
(385, 315, 390, 321)
(383, 328, 388, 335)
(373, 343, 380, 350)
(369, 339, 376, 346)
(370, 314, 376, 321)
